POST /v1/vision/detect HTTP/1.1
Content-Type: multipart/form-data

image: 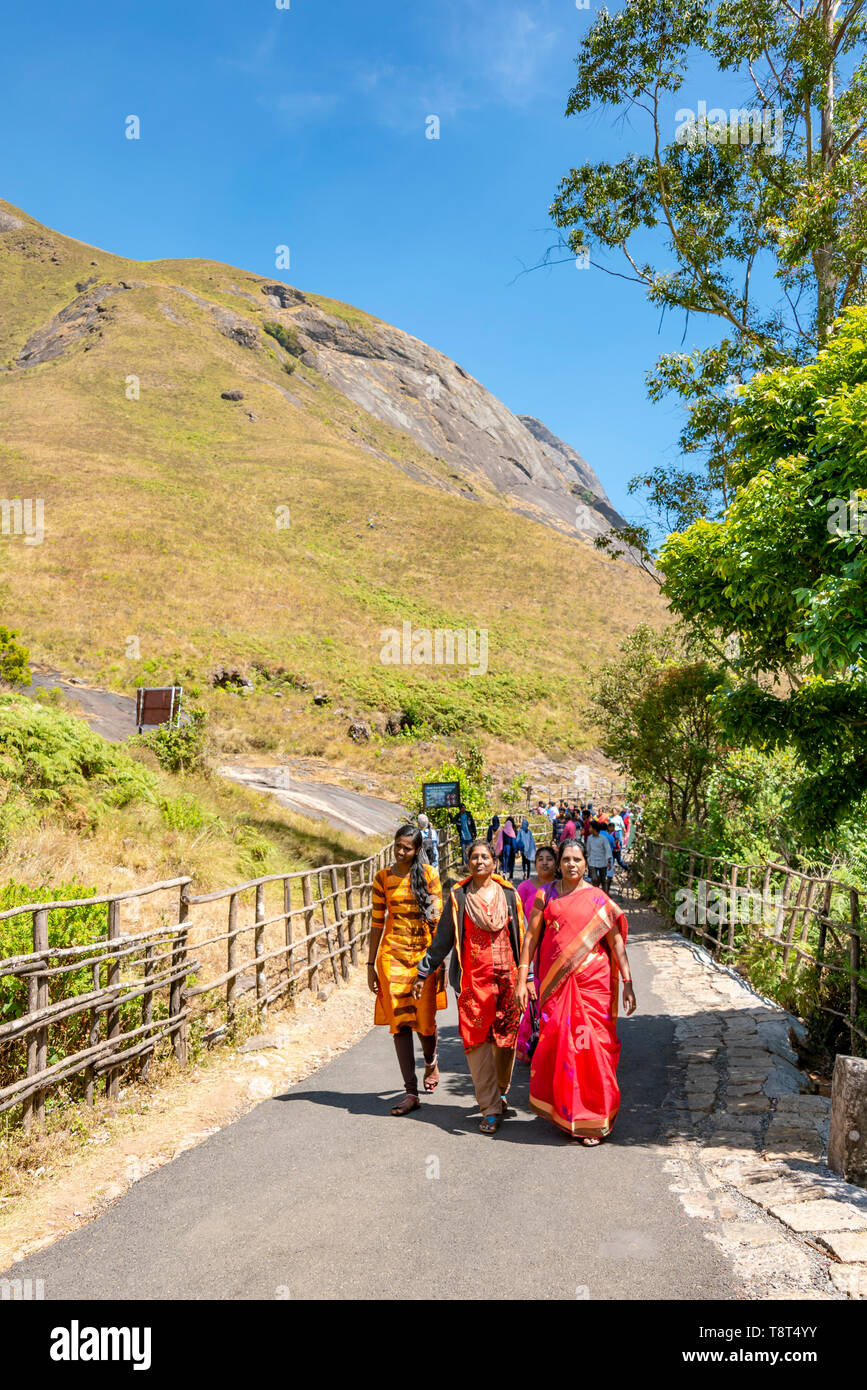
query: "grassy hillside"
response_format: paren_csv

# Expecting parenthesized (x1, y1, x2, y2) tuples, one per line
(0, 199, 666, 766)
(0, 691, 369, 897)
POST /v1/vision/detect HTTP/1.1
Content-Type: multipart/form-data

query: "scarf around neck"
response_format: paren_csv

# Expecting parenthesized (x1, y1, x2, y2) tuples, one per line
(464, 879, 510, 933)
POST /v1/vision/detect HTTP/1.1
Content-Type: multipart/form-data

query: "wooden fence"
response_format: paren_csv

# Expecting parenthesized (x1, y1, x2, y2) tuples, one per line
(0, 833, 433, 1130)
(634, 835, 867, 1055)
(0, 814, 627, 1132)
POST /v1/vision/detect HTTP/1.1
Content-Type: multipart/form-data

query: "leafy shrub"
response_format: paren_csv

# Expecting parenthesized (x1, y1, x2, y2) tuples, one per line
(263, 320, 303, 357)
(134, 708, 210, 775)
(159, 794, 223, 834)
(0, 695, 158, 812)
(0, 627, 30, 685)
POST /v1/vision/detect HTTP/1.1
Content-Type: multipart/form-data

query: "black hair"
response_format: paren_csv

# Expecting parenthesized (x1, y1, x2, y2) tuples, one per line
(556, 837, 586, 872)
(535, 844, 557, 861)
(394, 824, 436, 922)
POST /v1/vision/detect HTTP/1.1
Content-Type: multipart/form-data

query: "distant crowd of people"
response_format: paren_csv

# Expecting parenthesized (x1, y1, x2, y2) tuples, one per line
(445, 798, 635, 896)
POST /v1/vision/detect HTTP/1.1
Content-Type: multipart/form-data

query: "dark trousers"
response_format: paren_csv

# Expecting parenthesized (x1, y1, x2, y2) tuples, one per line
(393, 1025, 437, 1096)
(590, 866, 607, 888)
(520, 852, 531, 877)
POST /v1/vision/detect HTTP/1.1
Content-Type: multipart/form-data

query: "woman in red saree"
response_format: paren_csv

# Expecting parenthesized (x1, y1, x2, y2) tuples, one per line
(515, 838, 636, 1144)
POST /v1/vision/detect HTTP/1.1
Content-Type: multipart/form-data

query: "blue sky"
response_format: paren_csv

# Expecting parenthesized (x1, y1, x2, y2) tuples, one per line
(0, 0, 766, 519)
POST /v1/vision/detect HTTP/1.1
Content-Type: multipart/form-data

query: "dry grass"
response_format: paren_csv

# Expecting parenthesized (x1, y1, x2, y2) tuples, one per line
(0, 197, 667, 764)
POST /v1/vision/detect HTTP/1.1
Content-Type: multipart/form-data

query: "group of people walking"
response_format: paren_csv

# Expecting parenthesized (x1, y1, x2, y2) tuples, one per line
(367, 815, 636, 1142)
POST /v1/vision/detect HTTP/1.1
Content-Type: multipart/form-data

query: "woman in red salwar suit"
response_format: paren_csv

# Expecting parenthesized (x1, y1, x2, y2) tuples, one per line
(515, 838, 636, 1144)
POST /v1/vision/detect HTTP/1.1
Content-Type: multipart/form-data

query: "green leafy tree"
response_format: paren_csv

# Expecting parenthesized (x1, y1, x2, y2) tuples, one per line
(658, 305, 867, 834)
(591, 625, 726, 830)
(550, 0, 867, 550)
(408, 742, 492, 832)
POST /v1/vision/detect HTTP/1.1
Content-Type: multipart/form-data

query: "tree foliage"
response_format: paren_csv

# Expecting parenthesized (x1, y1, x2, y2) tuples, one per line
(590, 625, 726, 829)
(658, 305, 867, 835)
(552, 0, 867, 541)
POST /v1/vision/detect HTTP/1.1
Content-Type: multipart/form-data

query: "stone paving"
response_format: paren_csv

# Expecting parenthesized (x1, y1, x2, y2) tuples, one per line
(639, 915, 867, 1299)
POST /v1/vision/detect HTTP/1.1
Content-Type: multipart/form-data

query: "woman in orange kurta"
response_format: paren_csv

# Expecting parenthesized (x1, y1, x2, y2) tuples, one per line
(515, 838, 636, 1143)
(367, 824, 445, 1115)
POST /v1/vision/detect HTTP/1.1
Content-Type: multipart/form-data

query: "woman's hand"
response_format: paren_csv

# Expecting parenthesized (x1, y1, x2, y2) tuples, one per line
(514, 977, 529, 1012)
(622, 982, 637, 1016)
(366, 964, 379, 995)
(411, 975, 425, 1000)
(527, 980, 537, 1001)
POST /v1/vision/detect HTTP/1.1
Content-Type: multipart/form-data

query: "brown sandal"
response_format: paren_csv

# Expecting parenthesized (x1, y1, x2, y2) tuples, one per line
(423, 1056, 439, 1093)
(391, 1093, 420, 1116)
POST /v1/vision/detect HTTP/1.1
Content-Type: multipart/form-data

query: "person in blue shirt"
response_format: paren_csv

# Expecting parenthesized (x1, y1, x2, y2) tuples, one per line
(599, 819, 617, 893)
(452, 803, 477, 863)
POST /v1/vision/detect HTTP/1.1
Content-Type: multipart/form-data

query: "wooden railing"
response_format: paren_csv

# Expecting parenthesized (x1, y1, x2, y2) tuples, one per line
(0, 837, 412, 1130)
(634, 834, 867, 1055)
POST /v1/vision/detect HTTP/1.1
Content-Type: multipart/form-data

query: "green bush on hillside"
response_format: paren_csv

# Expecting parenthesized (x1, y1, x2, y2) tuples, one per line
(263, 320, 303, 358)
(133, 708, 210, 775)
(0, 695, 158, 812)
(0, 627, 30, 686)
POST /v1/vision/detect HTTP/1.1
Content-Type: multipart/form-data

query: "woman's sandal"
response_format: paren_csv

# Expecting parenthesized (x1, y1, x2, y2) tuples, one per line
(479, 1115, 501, 1135)
(579, 1135, 602, 1146)
(391, 1093, 420, 1116)
(423, 1056, 439, 1093)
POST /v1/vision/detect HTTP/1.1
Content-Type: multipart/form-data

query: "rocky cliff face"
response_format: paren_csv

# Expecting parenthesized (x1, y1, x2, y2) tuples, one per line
(275, 292, 625, 542)
(0, 196, 625, 546)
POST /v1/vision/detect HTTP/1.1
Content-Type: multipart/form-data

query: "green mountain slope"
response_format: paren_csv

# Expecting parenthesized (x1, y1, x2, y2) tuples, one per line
(0, 198, 665, 757)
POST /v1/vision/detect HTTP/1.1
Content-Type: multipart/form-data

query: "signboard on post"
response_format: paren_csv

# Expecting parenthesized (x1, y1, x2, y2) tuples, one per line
(422, 780, 460, 811)
(136, 686, 183, 734)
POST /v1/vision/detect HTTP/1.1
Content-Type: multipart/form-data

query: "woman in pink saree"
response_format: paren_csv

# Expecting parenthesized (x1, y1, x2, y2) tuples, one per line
(515, 838, 636, 1144)
(515, 844, 557, 1062)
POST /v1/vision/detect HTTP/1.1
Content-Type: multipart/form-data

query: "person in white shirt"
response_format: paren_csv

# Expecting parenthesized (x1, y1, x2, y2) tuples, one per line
(417, 813, 439, 868)
(585, 821, 613, 888)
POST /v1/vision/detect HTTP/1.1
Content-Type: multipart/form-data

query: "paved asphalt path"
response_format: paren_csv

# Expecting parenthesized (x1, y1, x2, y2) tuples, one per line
(22, 669, 405, 838)
(11, 901, 737, 1301)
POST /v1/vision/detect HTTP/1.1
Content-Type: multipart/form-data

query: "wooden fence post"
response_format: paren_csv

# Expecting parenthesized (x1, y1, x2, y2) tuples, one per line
(85, 959, 100, 1106)
(727, 865, 739, 956)
(23, 908, 50, 1127)
(817, 880, 833, 965)
(849, 889, 863, 1056)
(140, 942, 155, 1083)
(255, 883, 266, 1004)
(303, 873, 318, 994)
(226, 892, 238, 1022)
(105, 898, 121, 1101)
(331, 867, 349, 981)
(170, 882, 190, 1065)
(284, 878, 296, 993)
(345, 867, 357, 967)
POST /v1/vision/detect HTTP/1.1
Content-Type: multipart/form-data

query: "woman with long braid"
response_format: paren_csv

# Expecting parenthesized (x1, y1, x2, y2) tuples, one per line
(367, 825, 445, 1115)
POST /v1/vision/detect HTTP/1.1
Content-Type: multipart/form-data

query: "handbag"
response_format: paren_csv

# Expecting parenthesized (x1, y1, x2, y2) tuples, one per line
(526, 994, 541, 1059)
